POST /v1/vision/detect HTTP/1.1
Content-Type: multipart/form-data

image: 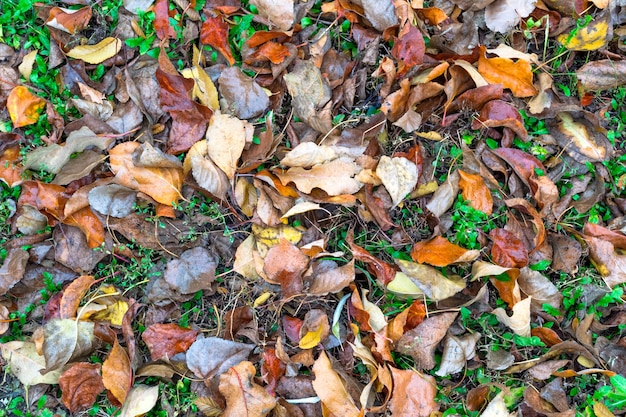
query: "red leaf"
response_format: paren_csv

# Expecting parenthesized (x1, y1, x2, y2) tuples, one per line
(59, 362, 105, 413)
(490, 228, 529, 268)
(261, 347, 285, 395)
(141, 323, 199, 361)
(391, 23, 425, 74)
(471, 100, 528, 142)
(200, 15, 235, 66)
(154, 0, 176, 40)
(282, 316, 303, 344)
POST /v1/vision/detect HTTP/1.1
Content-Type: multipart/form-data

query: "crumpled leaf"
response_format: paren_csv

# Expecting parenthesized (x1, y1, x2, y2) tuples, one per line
(102, 339, 132, 405)
(284, 60, 332, 133)
(485, 0, 537, 33)
(396, 312, 458, 369)
(181, 66, 220, 110)
(389, 367, 439, 417)
(477, 46, 536, 97)
(376, 156, 418, 208)
(164, 247, 218, 294)
(7, 86, 46, 128)
(200, 15, 235, 65)
(435, 333, 481, 376)
(391, 23, 425, 74)
(577, 60, 626, 91)
(67, 37, 122, 64)
(312, 351, 361, 417)
(206, 112, 253, 180)
(24, 127, 113, 174)
(411, 236, 480, 267)
(142, 323, 199, 361)
(308, 260, 355, 295)
(43, 319, 96, 373)
(219, 360, 277, 417)
(186, 337, 254, 380)
(586, 236, 626, 287)
(59, 362, 105, 413)
(119, 385, 160, 417)
(396, 259, 466, 301)
(109, 141, 183, 206)
(249, 0, 294, 31)
(0, 248, 29, 296)
(492, 296, 532, 337)
(0, 341, 61, 387)
(276, 158, 362, 196)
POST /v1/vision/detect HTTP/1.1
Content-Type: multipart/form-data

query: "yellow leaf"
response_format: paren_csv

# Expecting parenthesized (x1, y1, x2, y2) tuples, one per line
(299, 325, 323, 349)
(594, 401, 616, 417)
(7, 86, 45, 128)
(18, 50, 38, 80)
(253, 292, 272, 307)
(181, 66, 220, 110)
(415, 131, 443, 141)
(67, 37, 122, 64)
(252, 224, 302, 257)
(88, 300, 129, 326)
(558, 20, 609, 51)
(386, 272, 424, 297)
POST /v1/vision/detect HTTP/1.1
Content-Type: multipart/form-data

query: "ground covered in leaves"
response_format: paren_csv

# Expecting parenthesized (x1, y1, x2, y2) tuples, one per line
(1, 0, 626, 416)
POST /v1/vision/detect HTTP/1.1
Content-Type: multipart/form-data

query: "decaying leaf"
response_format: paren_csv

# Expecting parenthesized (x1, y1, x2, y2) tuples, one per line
(42, 319, 96, 373)
(558, 19, 609, 51)
(396, 312, 458, 369)
(283, 60, 332, 133)
(1, 341, 62, 387)
(119, 385, 160, 417)
(0, 248, 29, 296)
(200, 15, 235, 65)
(458, 169, 493, 215)
(142, 323, 199, 361)
(485, 0, 537, 33)
(186, 337, 254, 380)
(577, 60, 626, 91)
(276, 158, 362, 196)
(102, 339, 132, 405)
(478, 46, 536, 97)
(435, 333, 481, 376)
(206, 112, 252, 180)
(59, 363, 105, 413)
(219, 361, 278, 417)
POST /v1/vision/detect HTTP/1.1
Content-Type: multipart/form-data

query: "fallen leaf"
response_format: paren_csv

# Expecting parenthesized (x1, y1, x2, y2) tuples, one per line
(436, 333, 481, 376)
(485, 0, 537, 33)
(312, 351, 361, 417)
(142, 323, 199, 361)
(389, 367, 439, 417)
(88, 184, 137, 218)
(7, 86, 46, 128)
(220, 361, 277, 417)
(490, 228, 529, 268)
(396, 259, 466, 301)
(396, 312, 458, 369)
(283, 60, 332, 133)
(42, 319, 96, 373)
(119, 385, 160, 417)
(0, 145, 23, 187)
(218, 67, 270, 120)
(526, 359, 570, 380)
(426, 170, 460, 218)
(186, 337, 254, 380)
(154, 0, 175, 40)
(200, 15, 235, 65)
(480, 391, 514, 417)
(376, 156, 418, 208)
(411, 236, 480, 267)
(67, 37, 122, 64)
(477, 46, 536, 97)
(46, 6, 92, 34)
(584, 223, 626, 250)
(392, 23, 425, 74)
(249, 0, 293, 31)
(299, 309, 330, 349)
(164, 247, 218, 294)
(59, 362, 105, 413)
(493, 297, 532, 337)
(23, 126, 113, 174)
(471, 100, 529, 142)
(558, 18, 609, 51)
(347, 232, 396, 285)
(586, 236, 626, 287)
(109, 141, 183, 206)
(0, 248, 29, 296)
(262, 348, 285, 395)
(18, 49, 37, 80)
(518, 267, 563, 313)
(548, 112, 611, 162)
(181, 66, 220, 110)
(276, 158, 362, 196)
(263, 238, 308, 296)
(206, 112, 252, 180)
(59, 275, 95, 319)
(0, 341, 61, 386)
(53, 150, 107, 186)
(577, 60, 626, 91)
(308, 260, 355, 295)
(103, 339, 132, 405)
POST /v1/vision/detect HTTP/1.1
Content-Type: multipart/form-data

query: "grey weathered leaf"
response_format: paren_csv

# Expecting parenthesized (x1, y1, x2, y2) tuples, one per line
(485, 0, 537, 33)
(361, 0, 397, 31)
(284, 60, 332, 133)
(218, 67, 270, 120)
(88, 184, 137, 218)
(1, 341, 62, 386)
(164, 247, 218, 295)
(0, 248, 29, 296)
(42, 319, 96, 373)
(186, 337, 254, 380)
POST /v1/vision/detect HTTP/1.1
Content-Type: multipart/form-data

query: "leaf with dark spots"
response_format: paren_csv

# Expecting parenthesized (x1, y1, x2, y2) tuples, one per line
(200, 15, 235, 66)
(142, 323, 199, 361)
(490, 228, 529, 268)
(59, 362, 105, 413)
(392, 23, 425, 73)
(471, 100, 528, 142)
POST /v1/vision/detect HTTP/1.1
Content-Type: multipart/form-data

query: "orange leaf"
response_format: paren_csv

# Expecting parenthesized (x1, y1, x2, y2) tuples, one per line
(0, 145, 24, 187)
(109, 142, 183, 206)
(200, 15, 235, 66)
(59, 275, 95, 319)
(388, 367, 439, 416)
(347, 231, 396, 285)
(63, 206, 105, 248)
(59, 362, 105, 413)
(531, 327, 564, 347)
(7, 86, 45, 128)
(411, 235, 479, 267)
(490, 270, 520, 308)
(46, 6, 92, 34)
(477, 45, 536, 97)
(415, 7, 448, 25)
(154, 0, 176, 40)
(263, 238, 309, 298)
(141, 323, 199, 361)
(261, 347, 285, 395)
(102, 339, 132, 406)
(458, 169, 493, 215)
(246, 41, 291, 65)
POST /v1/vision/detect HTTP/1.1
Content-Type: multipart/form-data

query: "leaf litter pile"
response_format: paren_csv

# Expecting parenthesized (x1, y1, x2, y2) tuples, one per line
(1, 0, 626, 416)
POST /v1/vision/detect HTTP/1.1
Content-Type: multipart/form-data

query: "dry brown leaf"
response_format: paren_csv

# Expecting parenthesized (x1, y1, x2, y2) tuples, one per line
(312, 351, 361, 417)
(109, 142, 183, 206)
(59, 362, 105, 413)
(0, 248, 29, 296)
(263, 238, 308, 296)
(517, 267, 563, 313)
(206, 113, 253, 180)
(102, 339, 132, 405)
(459, 169, 493, 215)
(396, 259, 466, 301)
(577, 60, 626, 91)
(586, 236, 626, 287)
(283, 60, 332, 133)
(219, 361, 277, 417)
(389, 367, 439, 417)
(141, 323, 199, 361)
(249, 0, 294, 30)
(276, 158, 362, 196)
(308, 260, 355, 295)
(396, 312, 458, 369)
